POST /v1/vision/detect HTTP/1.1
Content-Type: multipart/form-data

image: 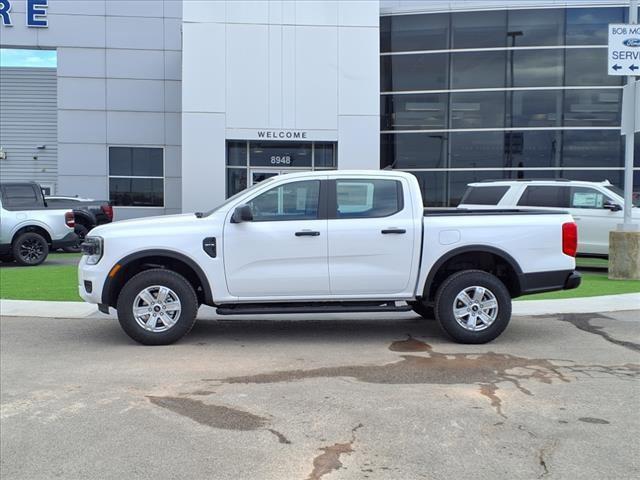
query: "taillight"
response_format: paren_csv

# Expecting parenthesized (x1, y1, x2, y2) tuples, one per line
(562, 222, 577, 257)
(65, 211, 75, 228)
(101, 204, 114, 221)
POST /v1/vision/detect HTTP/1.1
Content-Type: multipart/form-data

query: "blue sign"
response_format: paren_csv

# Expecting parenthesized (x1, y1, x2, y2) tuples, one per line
(0, 0, 49, 28)
(623, 38, 640, 47)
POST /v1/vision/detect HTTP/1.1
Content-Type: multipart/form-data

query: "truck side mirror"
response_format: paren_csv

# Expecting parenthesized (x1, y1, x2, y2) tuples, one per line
(231, 204, 253, 223)
(603, 201, 622, 212)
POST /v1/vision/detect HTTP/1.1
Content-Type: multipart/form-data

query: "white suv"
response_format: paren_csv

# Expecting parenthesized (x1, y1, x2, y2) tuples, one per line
(458, 180, 639, 257)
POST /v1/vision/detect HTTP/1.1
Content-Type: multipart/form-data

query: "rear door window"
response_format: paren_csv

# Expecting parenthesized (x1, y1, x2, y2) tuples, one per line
(2, 185, 38, 207)
(335, 179, 403, 218)
(460, 186, 509, 205)
(517, 185, 569, 208)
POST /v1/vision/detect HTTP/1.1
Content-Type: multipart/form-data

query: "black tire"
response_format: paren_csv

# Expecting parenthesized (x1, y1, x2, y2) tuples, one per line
(409, 301, 434, 320)
(62, 224, 89, 253)
(0, 254, 14, 263)
(116, 269, 198, 345)
(434, 269, 511, 344)
(12, 232, 49, 266)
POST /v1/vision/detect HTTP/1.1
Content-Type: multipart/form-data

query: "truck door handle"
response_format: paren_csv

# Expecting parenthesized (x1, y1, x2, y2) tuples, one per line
(295, 231, 320, 237)
(381, 228, 406, 234)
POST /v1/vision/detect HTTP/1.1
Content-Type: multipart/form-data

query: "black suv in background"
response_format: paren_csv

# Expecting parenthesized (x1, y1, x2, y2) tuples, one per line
(45, 195, 114, 251)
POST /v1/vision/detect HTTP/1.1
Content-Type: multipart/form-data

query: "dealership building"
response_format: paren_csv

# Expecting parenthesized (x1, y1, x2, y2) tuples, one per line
(0, 0, 638, 218)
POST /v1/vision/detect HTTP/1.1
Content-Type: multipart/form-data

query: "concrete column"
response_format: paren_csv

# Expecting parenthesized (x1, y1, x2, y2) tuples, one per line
(608, 231, 640, 280)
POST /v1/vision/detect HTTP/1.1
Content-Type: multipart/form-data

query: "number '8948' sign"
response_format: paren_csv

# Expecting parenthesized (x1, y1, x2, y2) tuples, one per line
(608, 24, 640, 76)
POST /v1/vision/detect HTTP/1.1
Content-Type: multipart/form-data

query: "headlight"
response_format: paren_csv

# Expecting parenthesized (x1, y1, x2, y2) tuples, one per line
(81, 236, 103, 265)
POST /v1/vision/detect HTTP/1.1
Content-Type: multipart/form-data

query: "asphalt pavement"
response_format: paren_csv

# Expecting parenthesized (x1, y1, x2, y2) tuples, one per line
(1, 311, 639, 480)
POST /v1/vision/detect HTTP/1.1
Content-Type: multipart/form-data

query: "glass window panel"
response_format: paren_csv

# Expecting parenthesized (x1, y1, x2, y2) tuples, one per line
(131, 148, 163, 177)
(314, 143, 336, 168)
(380, 13, 450, 53)
(227, 141, 247, 166)
(565, 48, 621, 86)
(561, 130, 624, 168)
(560, 169, 626, 188)
(450, 91, 505, 129)
(380, 133, 447, 169)
(569, 186, 610, 209)
(109, 178, 164, 207)
(507, 9, 564, 46)
(460, 186, 510, 205)
(452, 10, 507, 49)
(510, 49, 563, 87)
(226, 168, 247, 198)
(509, 90, 562, 127)
(249, 141, 312, 167)
(109, 147, 163, 177)
(563, 89, 622, 127)
(336, 179, 401, 218)
(406, 171, 448, 207)
(450, 132, 505, 169)
(248, 180, 320, 221)
(451, 51, 506, 89)
(381, 53, 449, 92)
(449, 171, 513, 206)
(381, 93, 448, 130)
(636, 133, 639, 168)
(109, 147, 132, 176)
(517, 185, 569, 207)
(2, 185, 38, 207)
(505, 131, 562, 168)
(566, 7, 625, 45)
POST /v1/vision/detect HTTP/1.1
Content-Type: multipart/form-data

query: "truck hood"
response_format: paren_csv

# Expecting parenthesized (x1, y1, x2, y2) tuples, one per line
(89, 213, 200, 237)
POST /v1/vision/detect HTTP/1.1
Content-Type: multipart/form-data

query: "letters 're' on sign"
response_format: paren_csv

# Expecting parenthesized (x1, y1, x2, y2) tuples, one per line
(608, 23, 640, 75)
(0, 0, 49, 28)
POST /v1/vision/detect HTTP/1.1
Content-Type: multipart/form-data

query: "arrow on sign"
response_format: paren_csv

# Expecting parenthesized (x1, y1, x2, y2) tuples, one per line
(630, 64, 639, 72)
(613, 64, 623, 71)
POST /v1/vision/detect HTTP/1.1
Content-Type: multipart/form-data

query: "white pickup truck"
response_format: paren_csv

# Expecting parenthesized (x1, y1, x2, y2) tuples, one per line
(79, 171, 580, 345)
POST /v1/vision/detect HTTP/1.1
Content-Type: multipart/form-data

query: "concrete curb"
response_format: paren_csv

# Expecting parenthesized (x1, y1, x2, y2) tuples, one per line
(1, 293, 638, 320)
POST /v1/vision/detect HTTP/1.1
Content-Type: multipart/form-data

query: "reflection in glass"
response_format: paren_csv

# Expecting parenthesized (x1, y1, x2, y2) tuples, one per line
(380, 133, 447, 169)
(505, 131, 562, 168)
(450, 91, 505, 129)
(565, 48, 622, 87)
(451, 50, 506, 89)
(227, 168, 247, 197)
(451, 10, 507, 49)
(109, 147, 163, 177)
(380, 13, 450, 52)
(381, 94, 448, 130)
(109, 178, 164, 207)
(450, 132, 505, 169)
(507, 9, 564, 46)
(562, 130, 623, 168)
(566, 7, 625, 45)
(563, 89, 621, 127)
(381, 54, 449, 92)
(509, 90, 562, 127)
(509, 49, 563, 87)
(314, 143, 336, 167)
(227, 141, 247, 166)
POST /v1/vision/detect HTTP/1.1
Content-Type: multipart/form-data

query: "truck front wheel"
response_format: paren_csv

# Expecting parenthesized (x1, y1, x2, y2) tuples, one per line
(116, 269, 198, 345)
(434, 269, 511, 344)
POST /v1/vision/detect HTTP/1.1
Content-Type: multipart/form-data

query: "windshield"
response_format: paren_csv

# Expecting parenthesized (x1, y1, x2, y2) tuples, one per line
(202, 177, 277, 217)
(604, 185, 639, 207)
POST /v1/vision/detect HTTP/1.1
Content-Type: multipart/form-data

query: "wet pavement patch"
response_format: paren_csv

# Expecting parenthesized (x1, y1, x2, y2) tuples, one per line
(389, 335, 430, 352)
(147, 396, 267, 430)
(217, 342, 640, 418)
(556, 313, 640, 353)
(306, 424, 363, 480)
(578, 417, 610, 425)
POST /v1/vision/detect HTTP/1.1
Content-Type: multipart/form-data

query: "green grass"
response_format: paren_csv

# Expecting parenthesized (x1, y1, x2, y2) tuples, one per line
(0, 264, 81, 301)
(519, 272, 640, 301)
(576, 257, 609, 269)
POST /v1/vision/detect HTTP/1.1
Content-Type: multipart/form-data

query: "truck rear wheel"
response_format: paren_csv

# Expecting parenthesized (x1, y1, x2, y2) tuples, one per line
(12, 232, 49, 266)
(116, 269, 198, 345)
(434, 269, 511, 344)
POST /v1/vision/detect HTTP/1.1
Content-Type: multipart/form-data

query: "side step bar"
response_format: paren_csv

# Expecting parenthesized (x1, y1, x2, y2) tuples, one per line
(216, 301, 412, 316)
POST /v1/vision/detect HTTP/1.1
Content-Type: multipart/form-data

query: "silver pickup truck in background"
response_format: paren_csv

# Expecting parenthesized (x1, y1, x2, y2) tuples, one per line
(0, 182, 77, 266)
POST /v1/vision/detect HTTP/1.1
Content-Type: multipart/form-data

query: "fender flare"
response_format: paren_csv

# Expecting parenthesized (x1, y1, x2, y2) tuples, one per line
(420, 245, 523, 300)
(101, 249, 214, 306)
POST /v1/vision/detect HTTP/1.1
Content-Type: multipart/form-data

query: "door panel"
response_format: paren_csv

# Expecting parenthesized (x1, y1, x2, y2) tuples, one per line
(223, 179, 329, 297)
(328, 178, 415, 295)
